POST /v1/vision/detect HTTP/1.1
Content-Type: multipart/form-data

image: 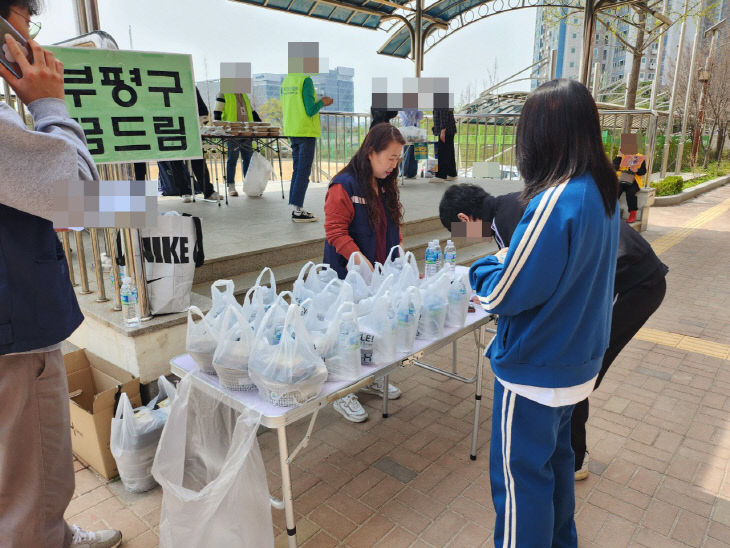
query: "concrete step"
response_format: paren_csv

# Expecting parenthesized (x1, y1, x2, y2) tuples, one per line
(192, 215, 450, 286)
(191, 232, 498, 301)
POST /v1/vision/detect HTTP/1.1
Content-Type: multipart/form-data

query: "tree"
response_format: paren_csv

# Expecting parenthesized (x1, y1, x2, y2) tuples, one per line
(258, 97, 283, 128)
(701, 39, 730, 166)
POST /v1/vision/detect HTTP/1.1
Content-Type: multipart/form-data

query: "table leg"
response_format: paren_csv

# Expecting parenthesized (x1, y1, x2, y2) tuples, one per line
(381, 374, 390, 418)
(276, 425, 298, 548)
(186, 159, 195, 198)
(277, 138, 285, 199)
(452, 340, 458, 374)
(470, 326, 485, 461)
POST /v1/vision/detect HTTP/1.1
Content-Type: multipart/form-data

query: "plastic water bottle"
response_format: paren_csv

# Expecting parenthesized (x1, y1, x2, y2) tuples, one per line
(444, 239, 456, 277)
(433, 240, 443, 272)
(424, 241, 436, 278)
(110, 266, 124, 288)
(120, 277, 141, 327)
(100, 252, 112, 273)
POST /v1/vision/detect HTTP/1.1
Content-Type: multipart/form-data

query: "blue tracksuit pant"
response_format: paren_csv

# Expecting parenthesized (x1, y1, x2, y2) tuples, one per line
(490, 381, 578, 548)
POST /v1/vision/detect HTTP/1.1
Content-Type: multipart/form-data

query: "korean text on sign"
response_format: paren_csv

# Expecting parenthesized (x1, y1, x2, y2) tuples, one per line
(47, 47, 203, 164)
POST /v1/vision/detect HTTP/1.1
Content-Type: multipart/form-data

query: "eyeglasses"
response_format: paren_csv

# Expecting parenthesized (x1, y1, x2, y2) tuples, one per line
(9, 8, 41, 39)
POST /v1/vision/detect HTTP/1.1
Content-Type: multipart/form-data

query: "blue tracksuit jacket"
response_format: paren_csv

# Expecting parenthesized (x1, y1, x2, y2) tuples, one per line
(469, 174, 620, 388)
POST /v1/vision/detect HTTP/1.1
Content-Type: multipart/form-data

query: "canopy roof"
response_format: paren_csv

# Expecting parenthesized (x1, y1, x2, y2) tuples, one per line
(378, 0, 485, 57)
(228, 0, 408, 29)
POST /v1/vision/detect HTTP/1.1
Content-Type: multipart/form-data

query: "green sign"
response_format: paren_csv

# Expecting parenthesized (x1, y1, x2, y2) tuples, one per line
(413, 142, 428, 160)
(47, 47, 203, 164)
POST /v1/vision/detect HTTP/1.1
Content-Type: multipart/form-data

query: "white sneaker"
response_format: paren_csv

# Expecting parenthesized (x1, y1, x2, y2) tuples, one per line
(333, 393, 368, 423)
(181, 194, 192, 203)
(360, 378, 401, 400)
(446, 175, 458, 181)
(575, 452, 589, 481)
(430, 177, 446, 183)
(227, 186, 239, 197)
(207, 191, 223, 200)
(70, 525, 122, 548)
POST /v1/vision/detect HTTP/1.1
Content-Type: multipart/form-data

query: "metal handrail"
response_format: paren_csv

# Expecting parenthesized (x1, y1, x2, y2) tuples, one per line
(315, 109, 660, 183)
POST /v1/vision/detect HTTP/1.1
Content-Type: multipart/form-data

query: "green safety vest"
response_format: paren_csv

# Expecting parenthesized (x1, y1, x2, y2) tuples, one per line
(280, 73, 321, 138)
(222, 93, 253, 122)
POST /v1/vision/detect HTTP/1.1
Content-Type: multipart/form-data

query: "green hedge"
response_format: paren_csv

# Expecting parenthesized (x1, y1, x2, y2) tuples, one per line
(653, 175, 684, 196)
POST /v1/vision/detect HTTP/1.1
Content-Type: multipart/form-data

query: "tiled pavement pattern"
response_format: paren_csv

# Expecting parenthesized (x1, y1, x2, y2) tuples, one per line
(66, 184, 730, 547)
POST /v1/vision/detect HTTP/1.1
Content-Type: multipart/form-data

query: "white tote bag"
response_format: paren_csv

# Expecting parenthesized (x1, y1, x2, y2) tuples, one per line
(243, 152, 274, 197)
(117, 212, 204, 315)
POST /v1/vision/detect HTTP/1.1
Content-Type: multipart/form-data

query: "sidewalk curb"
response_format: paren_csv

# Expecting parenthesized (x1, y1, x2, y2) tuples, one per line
(653, 174, 730, 206)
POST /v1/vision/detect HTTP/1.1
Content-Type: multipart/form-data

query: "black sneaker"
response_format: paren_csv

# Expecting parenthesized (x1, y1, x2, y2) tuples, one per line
(292, 209, 318, 222)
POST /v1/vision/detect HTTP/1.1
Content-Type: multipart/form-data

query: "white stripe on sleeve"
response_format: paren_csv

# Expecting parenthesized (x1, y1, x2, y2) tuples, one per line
(481, 181, 569, 310)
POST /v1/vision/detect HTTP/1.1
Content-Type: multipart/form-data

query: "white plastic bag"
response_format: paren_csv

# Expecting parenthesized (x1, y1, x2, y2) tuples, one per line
(357, 273, 393, 318)
(249, 304, 328, 407)
(256, 291, 294, 345)
(212, 305, 256, 391)
(393, 251, 420, 292)
(370, 262, 388, 293)
(395, 286, 422, 352)
(111, 376, 175, 493)
(345, 253, 373, 302)
(206, 280, 238, 336)
(186, 306, 219, 374)
(253, 267, 277, 311)
(359, 291, 397, 366)
(316, 302, 362, 381)
(445, 270, 471, 328)
(293, 262, 338, 304)
(243, 151, 273, 197)
(417, 271, 451, 340)
(382, 245, 406, 280)
(346, 252, 374, 287)
(152, 375, 273, 548)
(399, 125, 427, 143)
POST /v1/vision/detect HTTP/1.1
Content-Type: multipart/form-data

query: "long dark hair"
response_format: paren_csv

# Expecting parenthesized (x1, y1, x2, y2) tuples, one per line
(516, 79, 618, 216)
(336, 123, 405, 228)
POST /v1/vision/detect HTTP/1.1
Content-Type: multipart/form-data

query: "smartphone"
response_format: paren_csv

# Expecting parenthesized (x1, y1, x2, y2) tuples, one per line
(0, 15, 31, 79)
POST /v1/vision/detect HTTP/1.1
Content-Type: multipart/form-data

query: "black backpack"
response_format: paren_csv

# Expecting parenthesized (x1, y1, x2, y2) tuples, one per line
(157, 161, 201, 196)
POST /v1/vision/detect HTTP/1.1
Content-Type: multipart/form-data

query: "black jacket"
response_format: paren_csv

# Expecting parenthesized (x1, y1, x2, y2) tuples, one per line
(482, 192, 525, 249)
(370, 108, 398, 129)
(489, 192, 667, 295)
(615, 222, 668, 294)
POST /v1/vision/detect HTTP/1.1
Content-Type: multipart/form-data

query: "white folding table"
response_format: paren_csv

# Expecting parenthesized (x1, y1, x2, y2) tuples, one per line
(170, 307, 496, 547)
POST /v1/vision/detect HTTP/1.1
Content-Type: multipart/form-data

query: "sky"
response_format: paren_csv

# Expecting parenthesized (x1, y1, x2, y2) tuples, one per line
(35, 0, 537, 112)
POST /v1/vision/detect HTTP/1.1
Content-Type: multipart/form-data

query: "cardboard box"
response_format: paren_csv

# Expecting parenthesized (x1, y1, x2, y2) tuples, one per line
(65, 349, 142, 479)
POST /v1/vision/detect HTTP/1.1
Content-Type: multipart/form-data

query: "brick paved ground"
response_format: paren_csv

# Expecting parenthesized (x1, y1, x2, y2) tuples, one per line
(66, 185, 730, 547)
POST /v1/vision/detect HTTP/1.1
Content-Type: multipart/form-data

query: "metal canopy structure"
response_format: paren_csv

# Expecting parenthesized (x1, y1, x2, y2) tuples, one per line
(229, 0, 670, 81)
(379, 0, 579, 60)
(229, 0, 405, 28)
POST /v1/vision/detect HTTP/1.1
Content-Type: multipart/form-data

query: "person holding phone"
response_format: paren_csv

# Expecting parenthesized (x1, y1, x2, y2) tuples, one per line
(323, 123, 406, 422)
(470, 79, 620, 547)
(0, 2, 122, 547)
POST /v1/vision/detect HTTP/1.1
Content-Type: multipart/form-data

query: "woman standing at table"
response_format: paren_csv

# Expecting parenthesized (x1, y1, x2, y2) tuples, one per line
(470, 79, 620, 547)
(323, 123, 406, 423)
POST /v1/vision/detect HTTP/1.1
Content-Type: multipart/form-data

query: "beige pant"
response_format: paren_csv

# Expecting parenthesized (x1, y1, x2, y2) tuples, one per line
(0, 350, 74, 548)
